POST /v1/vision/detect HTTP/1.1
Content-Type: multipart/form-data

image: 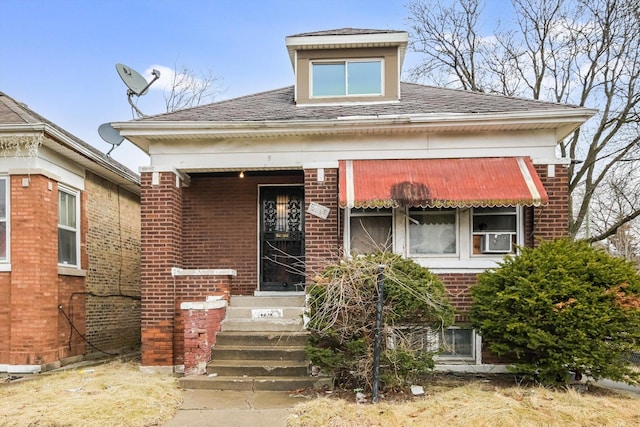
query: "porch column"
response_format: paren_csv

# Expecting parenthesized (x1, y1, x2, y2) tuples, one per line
(304, 167, 340, 281)
(140, 170, 184, 370)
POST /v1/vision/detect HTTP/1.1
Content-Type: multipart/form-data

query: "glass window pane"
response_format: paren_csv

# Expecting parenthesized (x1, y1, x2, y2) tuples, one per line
(59, 191, 76, 228)
(350, 215, 392, 254)
(58, 228, 77, 265)
(0, 222, 6, 260)
(0, 179, 6, 219)
(347, 61, 381, 95)
(473, 214, 516, 232)
(312, 63, 346, 96)
(440, 328, 473, 357)
(409, 210, 456, 254)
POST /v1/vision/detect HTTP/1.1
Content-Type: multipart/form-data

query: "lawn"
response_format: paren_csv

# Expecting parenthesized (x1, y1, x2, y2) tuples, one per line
(288, 374, 640, 427)
(2, 361, 640, 427)
(0, 360, 182, 427)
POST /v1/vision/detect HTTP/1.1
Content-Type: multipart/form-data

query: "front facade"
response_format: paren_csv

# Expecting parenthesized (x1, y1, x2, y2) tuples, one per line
(0, 92, 141, 373)
(114, 29, 595, 371)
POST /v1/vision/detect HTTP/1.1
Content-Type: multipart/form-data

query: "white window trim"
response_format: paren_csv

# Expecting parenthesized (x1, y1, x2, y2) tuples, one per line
(346, 206, 524, 271)
(344, 207, 394, 255)
(0, 176, 9, 264)
(470, 206, 522, 258)
(58, 185, 80, 268)
(310, 58, 385, 98)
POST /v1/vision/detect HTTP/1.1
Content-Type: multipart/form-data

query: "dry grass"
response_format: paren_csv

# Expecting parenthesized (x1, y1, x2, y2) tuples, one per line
(0, 360, 182, 427)
(288, 383, 640, 427)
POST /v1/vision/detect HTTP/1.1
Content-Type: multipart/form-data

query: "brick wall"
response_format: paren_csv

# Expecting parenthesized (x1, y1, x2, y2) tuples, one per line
(172, 275, 232, 366)
(84, 172, 141, 356)
(182, 302, 226, 375)
(181, 173, 302, 295)
(533, 164, 570, 241)
(0, 274, 11, 362)
(9, 175, 62, 365)
(57, 276, 87, 360)
(304, 168, 341, 279)
(140, 171, 183, 367)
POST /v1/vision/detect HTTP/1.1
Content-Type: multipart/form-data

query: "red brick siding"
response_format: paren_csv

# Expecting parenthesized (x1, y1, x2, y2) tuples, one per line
(533, 164, 570, 242)
(172, 275, 232, 366)
(182, 305, 226, 375)
(140, 171, 183, 366)
(181, 174, 302, 295)
(0, 274, 11, 362)
(57, 276, 87, 360)
(438, 273, 478, 321)
(8, 175, 61, 365)
(304, 168, 341, 279)
(84, 172, 141, 355)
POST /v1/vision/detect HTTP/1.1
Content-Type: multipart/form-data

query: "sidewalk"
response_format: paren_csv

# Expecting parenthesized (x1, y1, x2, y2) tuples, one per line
(163, 389, 310, 427)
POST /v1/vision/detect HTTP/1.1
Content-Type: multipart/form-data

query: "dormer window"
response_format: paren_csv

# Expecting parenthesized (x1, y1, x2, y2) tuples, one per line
(286, 28, 408, 104)
(311, 59, 383, 97)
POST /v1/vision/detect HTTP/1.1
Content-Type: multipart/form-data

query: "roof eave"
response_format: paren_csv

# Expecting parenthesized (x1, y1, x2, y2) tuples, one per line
(113, 108, 596, 150)
(0, 123, 140, 195)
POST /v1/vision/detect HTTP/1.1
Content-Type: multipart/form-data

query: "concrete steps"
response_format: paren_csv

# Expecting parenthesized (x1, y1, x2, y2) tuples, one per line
(179, 295, 331, 392)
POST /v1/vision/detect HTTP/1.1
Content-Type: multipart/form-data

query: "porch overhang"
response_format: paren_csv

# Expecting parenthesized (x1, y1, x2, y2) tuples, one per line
(338, 157, 549, 209)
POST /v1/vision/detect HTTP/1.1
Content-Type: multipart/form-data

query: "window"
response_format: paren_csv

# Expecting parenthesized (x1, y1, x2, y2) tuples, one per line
(312, 60, 382, 97)
(349, 208, 392, 254)
(472, 207, 517, 254)
(439, 328, 475, 359)
(0, 177, 7, 261)
(408, 208, 457, 255)
(396, 326, 476, 361)
(58, 187, 79, 266)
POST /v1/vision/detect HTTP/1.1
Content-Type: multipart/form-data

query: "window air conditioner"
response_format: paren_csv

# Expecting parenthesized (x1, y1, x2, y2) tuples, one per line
(482, 233, 512, 253)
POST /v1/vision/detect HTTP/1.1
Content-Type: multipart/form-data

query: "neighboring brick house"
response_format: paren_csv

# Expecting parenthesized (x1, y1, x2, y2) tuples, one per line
(0, 92, 141, 373)
(113, 28, 595, 373)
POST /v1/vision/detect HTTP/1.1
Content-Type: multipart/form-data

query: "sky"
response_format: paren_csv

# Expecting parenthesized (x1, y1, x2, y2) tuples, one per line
(0, 0, 510, 172)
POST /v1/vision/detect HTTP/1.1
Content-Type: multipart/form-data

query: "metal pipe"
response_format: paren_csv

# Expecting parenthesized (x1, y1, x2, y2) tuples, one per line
(372, 264, 385, 403)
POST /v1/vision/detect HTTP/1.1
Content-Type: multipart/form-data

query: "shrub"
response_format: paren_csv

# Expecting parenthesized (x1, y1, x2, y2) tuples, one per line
(306, 252, 454, 390)
(470, 239, 640, 385)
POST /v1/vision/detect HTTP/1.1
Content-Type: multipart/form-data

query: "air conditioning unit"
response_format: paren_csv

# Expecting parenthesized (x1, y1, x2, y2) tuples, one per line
(482, 233, 512, 253)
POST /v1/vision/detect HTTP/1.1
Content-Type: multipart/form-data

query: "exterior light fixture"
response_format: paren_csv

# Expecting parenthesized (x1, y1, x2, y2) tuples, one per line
(239, 171, 245, 178)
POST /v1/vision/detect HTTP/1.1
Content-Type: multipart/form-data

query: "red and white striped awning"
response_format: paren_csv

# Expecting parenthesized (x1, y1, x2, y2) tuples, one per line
(339, 157, 548, 209)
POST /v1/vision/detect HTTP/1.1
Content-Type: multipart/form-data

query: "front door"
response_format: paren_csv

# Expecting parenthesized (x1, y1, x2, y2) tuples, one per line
(259, 186, 305, 291)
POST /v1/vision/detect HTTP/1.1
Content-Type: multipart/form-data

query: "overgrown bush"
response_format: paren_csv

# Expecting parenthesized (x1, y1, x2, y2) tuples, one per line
(306, 252, 454, 390)
(470, 239, 640, 385)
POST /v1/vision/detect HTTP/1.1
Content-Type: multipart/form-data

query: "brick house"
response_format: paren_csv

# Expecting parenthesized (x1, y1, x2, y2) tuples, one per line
(0, 92, 141, 373)
(114, 29, 595, 374)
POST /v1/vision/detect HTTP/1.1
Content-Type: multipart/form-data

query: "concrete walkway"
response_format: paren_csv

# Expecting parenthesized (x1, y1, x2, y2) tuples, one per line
(163, 389, 310, 427)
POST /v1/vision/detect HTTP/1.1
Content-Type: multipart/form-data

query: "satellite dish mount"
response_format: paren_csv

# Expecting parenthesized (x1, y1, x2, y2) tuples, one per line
(115, 63, 160, 117)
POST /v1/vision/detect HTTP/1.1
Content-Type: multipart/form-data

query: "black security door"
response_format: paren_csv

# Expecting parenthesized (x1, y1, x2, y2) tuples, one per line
(260, 186, 305, 291)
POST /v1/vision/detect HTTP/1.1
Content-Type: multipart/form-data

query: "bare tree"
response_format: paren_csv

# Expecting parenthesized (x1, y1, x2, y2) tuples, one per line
(589, 161, 640, 259)
(163, 63, 224, 112)
(406, 0, 640, 243)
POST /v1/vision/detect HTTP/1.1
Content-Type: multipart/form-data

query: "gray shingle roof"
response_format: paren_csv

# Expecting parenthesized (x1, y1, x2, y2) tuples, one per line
(289, 28, 406, 37)
(137, 82, 586, 123)
(0, 91, 139, 183)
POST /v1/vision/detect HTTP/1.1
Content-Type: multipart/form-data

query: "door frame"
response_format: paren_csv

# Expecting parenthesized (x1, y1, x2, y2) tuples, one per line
(256, 184, 305, 295)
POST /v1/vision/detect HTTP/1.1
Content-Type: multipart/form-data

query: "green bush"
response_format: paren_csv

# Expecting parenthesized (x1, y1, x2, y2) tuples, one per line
(306, 252, 454, 390)
(470, 239, 640, 385)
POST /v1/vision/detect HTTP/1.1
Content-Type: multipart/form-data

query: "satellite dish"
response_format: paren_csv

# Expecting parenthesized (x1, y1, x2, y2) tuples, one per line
(98, 122, 124, 156)
(116, 63, 151, 95)
(115, 63, 161, 117)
